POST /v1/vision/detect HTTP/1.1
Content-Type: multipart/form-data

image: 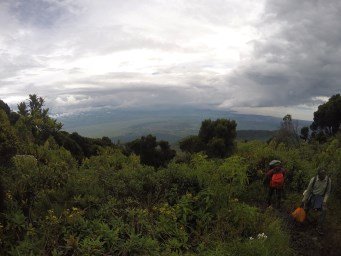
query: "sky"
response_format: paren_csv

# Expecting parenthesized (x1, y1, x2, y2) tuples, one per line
(0, 0, 340, 120)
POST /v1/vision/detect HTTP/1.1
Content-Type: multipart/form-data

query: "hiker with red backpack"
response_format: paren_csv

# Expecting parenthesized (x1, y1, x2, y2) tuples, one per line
(301, 168, 331, 235)
(265, 160, 287, 208)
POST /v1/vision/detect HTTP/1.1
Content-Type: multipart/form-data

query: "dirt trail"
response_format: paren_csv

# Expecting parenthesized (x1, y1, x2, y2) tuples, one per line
(256, 200, 341, 256)
(318, 205, 341, 256)
(279, 205, 341, 256)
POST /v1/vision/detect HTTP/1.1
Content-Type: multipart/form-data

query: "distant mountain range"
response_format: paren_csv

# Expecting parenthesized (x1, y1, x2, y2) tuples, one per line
(57, 107, 311, 143)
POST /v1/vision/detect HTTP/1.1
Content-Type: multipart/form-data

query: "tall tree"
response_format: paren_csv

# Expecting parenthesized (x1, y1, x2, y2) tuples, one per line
(126, 134, 175, 168)
(17, 94, 62, 144)
(0, 99, 20, 125)
(181, 118, 237, 158)
(17, 101, 29, 116)
(179, 135, 205, 153)
(311, 94, 341, 135)
(300, 126, 309, 141)
(271, 114, 300, 146)
(0, 99, 10, 116)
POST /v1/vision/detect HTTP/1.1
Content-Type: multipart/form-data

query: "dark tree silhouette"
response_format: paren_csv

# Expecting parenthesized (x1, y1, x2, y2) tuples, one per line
(180, 118, 237, 158)
(126, 134, 175, 168)
(179, 135, 205, 154)
(311, 94, 341, 136)
(0, 99, 20, 125)
(0, 110, 18, 165)
(0, 99, 10, 116)
(300, 126, 309, 141)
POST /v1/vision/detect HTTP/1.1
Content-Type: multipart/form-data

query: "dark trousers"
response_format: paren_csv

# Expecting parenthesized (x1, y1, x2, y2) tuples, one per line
(267, 187, 283, 207)
(306, 195, 327, 229)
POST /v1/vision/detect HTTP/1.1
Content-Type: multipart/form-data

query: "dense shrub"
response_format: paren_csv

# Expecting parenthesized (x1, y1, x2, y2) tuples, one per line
(0, 147, 297, 255)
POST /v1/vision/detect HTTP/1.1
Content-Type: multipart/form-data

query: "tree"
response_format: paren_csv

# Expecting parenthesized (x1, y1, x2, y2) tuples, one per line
(207, 137, 226, 158)
(156, 140, 176, 167)
(271, 114, 299, 146)
(311, 94, 341, 136)
(0, 99, 10, 116)
(69, 132, 99, 158)
(282, 114, 294, 131)
(310, 130, 328, 144)
(198, 119, 215, 144)
(53, 131, 84, 162)
(9, 112, 20, 125)
(300, 126, 309, 141)
(179, 135, 205, 154)
(126, 134, 175, 168)
(100, 136, 113, 147)
(0, 110, 18, 165)
(17, 101, 28, 116)
(181, 118, 237, 158)
(17, 94, 62, 144)
(0, 99, 20, 125)
(53, 131, 116, 162)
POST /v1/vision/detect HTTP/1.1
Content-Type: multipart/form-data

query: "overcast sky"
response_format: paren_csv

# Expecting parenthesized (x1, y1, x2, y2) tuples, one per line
(0, 0, 340, 120)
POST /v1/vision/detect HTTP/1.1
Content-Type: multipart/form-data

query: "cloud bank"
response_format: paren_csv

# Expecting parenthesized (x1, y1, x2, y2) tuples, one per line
(0, 0, 340, 120)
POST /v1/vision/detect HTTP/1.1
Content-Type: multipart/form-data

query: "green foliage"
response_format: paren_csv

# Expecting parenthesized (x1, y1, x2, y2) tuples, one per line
(0, 99, 20, 125)
(300, 126, 309, 141)
(1, 145, 295, 255)
(311, 94, 341, 135)
(179, 135, 205, 154)
(12, 155, 38, 171)
(53, 131, 115, 162)
(0, 110, 19, 165)
(229, 203, 260, 236)
(180, 118, 237, 158)
(218, 156, 248, 200)
(125, 134, 176, 168)
(1, 95, 340, 255)
(270, 114, 300, 147)
(215, 205, 292, 256)
(17, 94, 62, 145)
(314, 136, 341, 198)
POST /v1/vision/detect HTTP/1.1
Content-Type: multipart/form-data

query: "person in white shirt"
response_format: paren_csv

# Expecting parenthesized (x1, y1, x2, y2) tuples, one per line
(302, 169, 331, 235)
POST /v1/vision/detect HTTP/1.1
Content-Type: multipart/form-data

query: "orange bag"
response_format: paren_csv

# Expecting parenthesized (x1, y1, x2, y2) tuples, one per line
(291, 207, 306, 223)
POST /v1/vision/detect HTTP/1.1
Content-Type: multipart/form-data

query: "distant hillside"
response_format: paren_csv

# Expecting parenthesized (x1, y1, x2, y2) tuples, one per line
(57, 107, 311, 143)
(113, 130, 276, 144)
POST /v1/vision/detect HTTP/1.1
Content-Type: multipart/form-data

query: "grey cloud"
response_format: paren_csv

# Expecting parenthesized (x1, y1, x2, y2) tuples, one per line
(1, 0, 257, 114)
(2, 0, 339, 120)
(69, 27, 186, 56)
(229, 0, 341, 109)
(8, 0, 71, 28)
(181, 0, 260, 26)
(0, 52, 43, 79)
(29, 69, 224, 114)
(47, 85, 197, 114)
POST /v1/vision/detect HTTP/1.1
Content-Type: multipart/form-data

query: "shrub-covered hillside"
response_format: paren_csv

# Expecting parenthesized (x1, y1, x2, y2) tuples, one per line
(0, 94, 340, 255)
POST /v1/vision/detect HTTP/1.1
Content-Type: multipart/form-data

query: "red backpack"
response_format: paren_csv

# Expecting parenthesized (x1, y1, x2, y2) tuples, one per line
(270, 170, 284, 188)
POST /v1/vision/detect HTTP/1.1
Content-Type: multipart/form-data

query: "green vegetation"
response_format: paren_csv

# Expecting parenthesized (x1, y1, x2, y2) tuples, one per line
(237, 130, 276, 142)
(311, 94, 341, 136)
(0, 94, 340, 255)
(180, 119, 237, 158)
(125, 134, 176, 168)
